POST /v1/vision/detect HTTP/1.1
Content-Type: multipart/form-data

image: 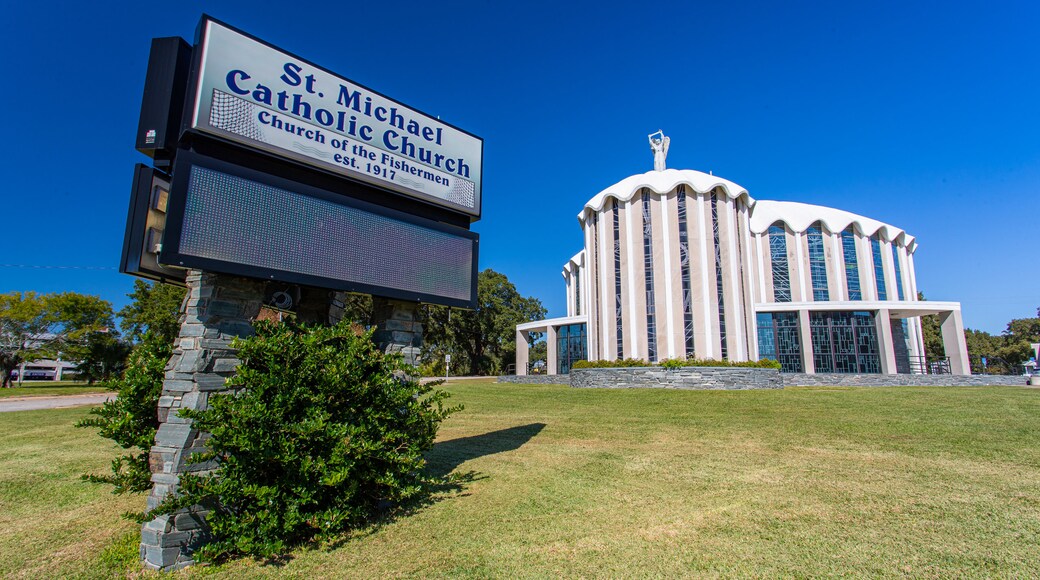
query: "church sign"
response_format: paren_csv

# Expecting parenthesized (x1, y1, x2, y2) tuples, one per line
(190, 18, 483, 218)
(122, 16, 481, 309)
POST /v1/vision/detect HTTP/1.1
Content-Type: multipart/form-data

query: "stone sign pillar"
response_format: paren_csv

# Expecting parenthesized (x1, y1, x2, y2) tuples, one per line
(140, 270, 267, 570)
(140, 272, 345, 570)
(369, 297, 423, 366)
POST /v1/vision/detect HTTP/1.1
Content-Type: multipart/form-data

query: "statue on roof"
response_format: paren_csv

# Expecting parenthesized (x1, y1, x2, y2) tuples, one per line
(649, 130, 669, 171)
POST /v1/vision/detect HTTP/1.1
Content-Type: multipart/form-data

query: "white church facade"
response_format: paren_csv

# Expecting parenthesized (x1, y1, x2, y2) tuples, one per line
(516, 137, 971, 376)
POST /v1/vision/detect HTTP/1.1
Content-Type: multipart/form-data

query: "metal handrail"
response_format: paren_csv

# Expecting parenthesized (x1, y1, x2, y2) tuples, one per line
(907, 356, 951, 375)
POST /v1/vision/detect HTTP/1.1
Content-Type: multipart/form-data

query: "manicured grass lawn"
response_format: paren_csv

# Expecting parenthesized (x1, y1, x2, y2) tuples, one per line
(0, 381, 108, 398)
(0, 407, 140, 579)
(4, 382, 1040, 577)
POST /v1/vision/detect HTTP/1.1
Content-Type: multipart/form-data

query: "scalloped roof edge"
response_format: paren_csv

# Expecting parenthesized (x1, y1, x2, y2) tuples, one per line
(576, 169, 915, 252)
(749, 200, 917, 251)
(561, 250, 585, 278)
(578, 169, 753, 223)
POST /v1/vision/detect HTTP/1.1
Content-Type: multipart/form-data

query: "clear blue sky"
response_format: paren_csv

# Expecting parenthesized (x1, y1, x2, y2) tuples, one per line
(2, 1, 1037, 333)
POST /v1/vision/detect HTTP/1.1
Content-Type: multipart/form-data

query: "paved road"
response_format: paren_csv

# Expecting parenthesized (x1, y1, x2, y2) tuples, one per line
(0, 393, 114, 413)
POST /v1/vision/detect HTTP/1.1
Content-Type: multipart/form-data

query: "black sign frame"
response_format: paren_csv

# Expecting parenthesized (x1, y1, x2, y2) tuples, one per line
(159, 150, 479, 308)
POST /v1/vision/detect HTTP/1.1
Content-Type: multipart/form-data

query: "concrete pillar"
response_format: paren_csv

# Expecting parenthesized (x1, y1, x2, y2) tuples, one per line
(546, 325, 558, 375)
(797, 310, 815, 374)
(515, 330, 530, 376)
(54, 360, 63, 381)
(939, 309, 971, 375)
(369, 298, 422, 367)
(875, 309, 898, 374)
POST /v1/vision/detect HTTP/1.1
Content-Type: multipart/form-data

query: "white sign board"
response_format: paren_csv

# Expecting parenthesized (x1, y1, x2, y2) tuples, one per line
(190, 17, 483, 217)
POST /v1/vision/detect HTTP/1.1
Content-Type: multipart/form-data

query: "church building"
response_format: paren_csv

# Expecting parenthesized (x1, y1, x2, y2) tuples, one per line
(516, 134, 971, 376)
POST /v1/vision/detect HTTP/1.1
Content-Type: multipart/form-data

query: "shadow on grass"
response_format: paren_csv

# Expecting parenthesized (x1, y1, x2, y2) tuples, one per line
(424, 422, 546, 479)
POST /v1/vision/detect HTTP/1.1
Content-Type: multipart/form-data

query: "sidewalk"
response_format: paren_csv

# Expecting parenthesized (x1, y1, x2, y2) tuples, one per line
(0, 393, 114, 413)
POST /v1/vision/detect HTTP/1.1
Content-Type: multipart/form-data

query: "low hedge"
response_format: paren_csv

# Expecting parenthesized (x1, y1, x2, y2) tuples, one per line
(571, 358, 649, 369)
(572, 358, 781, 370)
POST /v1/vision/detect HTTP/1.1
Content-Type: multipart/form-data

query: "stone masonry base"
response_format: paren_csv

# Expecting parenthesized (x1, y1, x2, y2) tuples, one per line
(141, 270, 423, 571)
(501, 371, 1028, 389)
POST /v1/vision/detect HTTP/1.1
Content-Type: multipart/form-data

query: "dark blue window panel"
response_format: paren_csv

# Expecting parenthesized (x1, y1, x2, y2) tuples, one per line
(871, 237, 887, 301)
(807, 225, 828, 301)
(841, 228, 861, 301)
(769, 225, 791, 302)
(757, 312, 803, 372)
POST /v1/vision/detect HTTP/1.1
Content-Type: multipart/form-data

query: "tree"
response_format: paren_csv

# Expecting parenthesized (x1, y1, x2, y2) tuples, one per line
(341, 292, 373, 326)
(917, 292, 945, 358)
(77, 333, 172, 493)
(117, 280, 186, 345)
(0, 291, 114, 387)
(421, 269, 547, 376)
(529, 340, 548, 368)
(77, 331, 133, 384)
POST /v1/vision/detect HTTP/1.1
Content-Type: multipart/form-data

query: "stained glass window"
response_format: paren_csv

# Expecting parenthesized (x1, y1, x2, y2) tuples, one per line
(871, 237, 887, 300)
(809, 311, 881, 373)
(756, 312, 803, 372)
(711, 192, 727, 359)
(841, 228, 861, 300)
(891, 245, 905, 301)
(641, 191, 658, 361)
(769, 224, 791, 302)
(807, 224, 829, 301)
(676, 186, 695, 357)
(612, 199, 623, 359)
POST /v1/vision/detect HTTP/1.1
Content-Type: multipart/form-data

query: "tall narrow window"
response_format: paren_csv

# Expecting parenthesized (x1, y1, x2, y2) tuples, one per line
(769, 224, 791, 302)
(710, 192, 727, 359)
(841, 228, 861, 300)
(589, 213, 599, 350)
(641, 191, 657, 361)
(612, 199, 623, 358)
(676, 186, 695, 357)
(807, 224, 828, 301)
(891, 245, 905, 300)
(871, 237, 887, 300)
(574, 268, 581, 316)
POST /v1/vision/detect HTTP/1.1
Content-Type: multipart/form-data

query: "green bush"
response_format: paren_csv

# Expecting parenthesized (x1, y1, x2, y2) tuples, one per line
(77, 333, 171, 494)
(152, 320, 460, 562)
(659, 358, 782, 370)
(573, 357, 782, 370)
(572, 358, 650, 369)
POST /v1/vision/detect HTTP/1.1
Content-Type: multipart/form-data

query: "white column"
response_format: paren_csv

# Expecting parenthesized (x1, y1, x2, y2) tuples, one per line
(939, 309, 971, 375)
(875, 309, 898, 374)
(907, 252, 920, 300)
(757, 233, 772, 302)
(724, 197, 746, 360)
(624, 199, 641, 358)
(798, 309, 815, 374)
(599, 212, 613, 360)
(515, 330, 530, 376)
(657, 191, 677, 360)
(546, 325, 558, 375)
(793, 231, 808, 302)
(858, 235, 877, 301)
(697, 193, 713, 359)
(830, 232, 846, 300)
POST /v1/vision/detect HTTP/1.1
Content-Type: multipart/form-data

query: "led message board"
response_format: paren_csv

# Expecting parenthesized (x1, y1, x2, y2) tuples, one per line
(188, 17, 483, 218)
(159, 152, 478, 308)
